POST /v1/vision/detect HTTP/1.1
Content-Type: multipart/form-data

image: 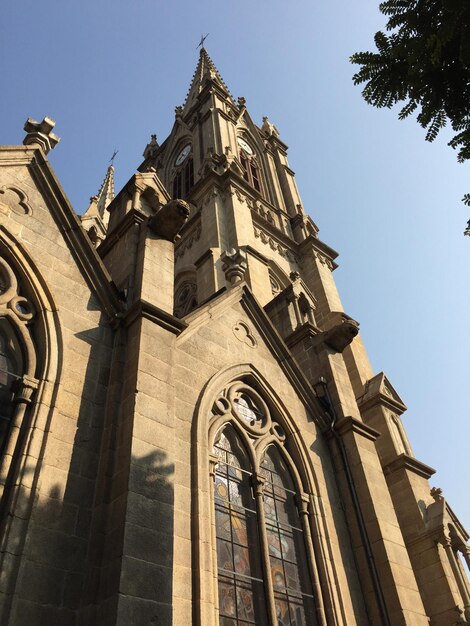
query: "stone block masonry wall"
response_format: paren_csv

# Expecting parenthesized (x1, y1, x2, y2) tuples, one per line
(0, 152, 115, 625)
(172, 295, 370, 626)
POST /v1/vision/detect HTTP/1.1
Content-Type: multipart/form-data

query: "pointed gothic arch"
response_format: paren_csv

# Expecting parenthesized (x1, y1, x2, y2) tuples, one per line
(168, 138, 195, 200)
(0, 226, 62, 543)
(192, 363, 331, 626)
(237, 133, 266, 197)
(174, 267, 198, 318)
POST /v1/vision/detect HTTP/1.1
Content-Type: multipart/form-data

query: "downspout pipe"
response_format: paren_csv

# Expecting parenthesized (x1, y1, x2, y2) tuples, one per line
(314, 377, 392, 626)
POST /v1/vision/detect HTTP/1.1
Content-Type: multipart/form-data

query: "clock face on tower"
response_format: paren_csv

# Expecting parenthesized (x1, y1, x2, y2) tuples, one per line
(175, 144, 191, 166)
(237, 137, 254, 155)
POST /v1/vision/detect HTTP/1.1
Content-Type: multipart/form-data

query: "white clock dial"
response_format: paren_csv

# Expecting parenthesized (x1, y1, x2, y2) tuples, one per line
(237, 137, 254, 155)
(175, 144, 191, 166)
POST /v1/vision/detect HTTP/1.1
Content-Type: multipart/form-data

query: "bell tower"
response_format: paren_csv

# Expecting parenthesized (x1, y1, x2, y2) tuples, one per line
(139, 48, 337, 316)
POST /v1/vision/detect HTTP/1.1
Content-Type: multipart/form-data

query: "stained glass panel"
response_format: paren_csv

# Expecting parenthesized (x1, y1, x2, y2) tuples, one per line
(235, 395, 262, 426)
(0, 321, 22, 439)
(261, 445, 317, 626)
(214, 426, 268, 626)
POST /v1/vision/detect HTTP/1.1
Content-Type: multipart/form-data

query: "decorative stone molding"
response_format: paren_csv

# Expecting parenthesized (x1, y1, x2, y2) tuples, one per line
(314, 250, 334, 270)
(221, 247, 247, 286)
(251, 473, 266, 496)
(232, 320, 257, 348)
(248, 198, 276, 226)
(253, 225, 297, 262)
(0, 186, 32, 216)
(175, 223, 202, 259)
(15, 375, 39, 405)
(0, 257, 35, 321)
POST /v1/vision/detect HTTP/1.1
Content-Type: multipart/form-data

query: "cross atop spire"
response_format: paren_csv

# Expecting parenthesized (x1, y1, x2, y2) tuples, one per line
(197, 33, 209, 49)
(182, 48, 234, 116)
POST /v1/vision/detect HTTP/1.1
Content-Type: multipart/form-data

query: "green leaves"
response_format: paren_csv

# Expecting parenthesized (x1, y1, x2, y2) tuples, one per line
(351, 0, 470, 222)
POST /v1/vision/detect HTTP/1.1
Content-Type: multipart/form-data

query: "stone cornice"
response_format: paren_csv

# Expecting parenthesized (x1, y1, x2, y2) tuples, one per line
(20, 147, 124, 322)
(194, 248, 213, 269)
(123, 298, 187, 335)
(0, 145, 38, 166)
(284, 323, 320, 349)
(359, 392, 406, 416)
(244, 245, 270, 266)
(333, 416, 381, 442)
(262, 133, 289, 154)
(299, 234, 339, 267)
(252, 213, 297, 252)
(358, 372, 407, 416)
(383, 453, 435, 479)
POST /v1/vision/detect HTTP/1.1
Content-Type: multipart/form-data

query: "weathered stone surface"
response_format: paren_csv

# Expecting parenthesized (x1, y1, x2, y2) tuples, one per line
(0, 48, 467, 626)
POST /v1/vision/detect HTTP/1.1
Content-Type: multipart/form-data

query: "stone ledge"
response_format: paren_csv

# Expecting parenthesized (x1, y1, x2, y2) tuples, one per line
(332, 415, 381, 442)
(384, 454, 435, 479)
(124, 299, 187, 335)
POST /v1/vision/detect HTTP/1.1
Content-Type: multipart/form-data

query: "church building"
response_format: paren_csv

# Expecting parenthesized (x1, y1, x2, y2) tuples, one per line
(0, 48, 468, 626)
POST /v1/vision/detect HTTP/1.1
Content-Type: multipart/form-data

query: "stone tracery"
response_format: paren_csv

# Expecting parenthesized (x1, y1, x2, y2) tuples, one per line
(209, 379, 323, 626)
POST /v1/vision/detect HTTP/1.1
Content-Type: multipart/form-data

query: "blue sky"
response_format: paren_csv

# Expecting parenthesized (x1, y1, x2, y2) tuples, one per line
(2, 1, 468, 526)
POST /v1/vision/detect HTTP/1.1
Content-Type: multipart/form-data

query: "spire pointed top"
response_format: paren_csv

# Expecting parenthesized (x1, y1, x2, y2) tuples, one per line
(182, 48, 235, 115)
(82, 162, 115, 226)
(95, 163, 115, 218)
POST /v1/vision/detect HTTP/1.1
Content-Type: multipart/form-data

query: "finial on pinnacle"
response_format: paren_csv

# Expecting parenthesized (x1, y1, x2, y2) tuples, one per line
(23, 116, 60, 154)
(143, 134, 159, 159)
(197, 33, 209, 49)
(262, 116, 280, 138)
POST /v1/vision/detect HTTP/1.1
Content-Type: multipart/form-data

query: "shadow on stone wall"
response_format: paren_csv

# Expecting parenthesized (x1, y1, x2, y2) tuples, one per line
(309, 437, 372, 625)
(0, 307, 175, 626)
(0, 448, 174, 626)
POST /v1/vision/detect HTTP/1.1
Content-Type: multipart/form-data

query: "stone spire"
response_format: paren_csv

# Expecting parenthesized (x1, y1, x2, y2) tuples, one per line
(182, 47, 235, 116)
(81, 163, 115, 245)
(94, 163, 115, 219)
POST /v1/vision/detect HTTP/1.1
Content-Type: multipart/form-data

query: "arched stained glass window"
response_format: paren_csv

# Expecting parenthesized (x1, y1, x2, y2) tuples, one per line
(210, 381, 321, 626)
(234, 394, 263, 427)
(0, 319, 23, 443)
(213, 426, 268, 626)
(260, 446, 317, 626)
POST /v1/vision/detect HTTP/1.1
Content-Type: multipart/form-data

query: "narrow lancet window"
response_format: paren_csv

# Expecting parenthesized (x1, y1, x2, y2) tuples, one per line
(0, 320, 22, 446)
(260, 446, 317, 626)
(213, 426, 268, 626)
(172, 143, 194, 199)
(237, 137, 263, 195)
